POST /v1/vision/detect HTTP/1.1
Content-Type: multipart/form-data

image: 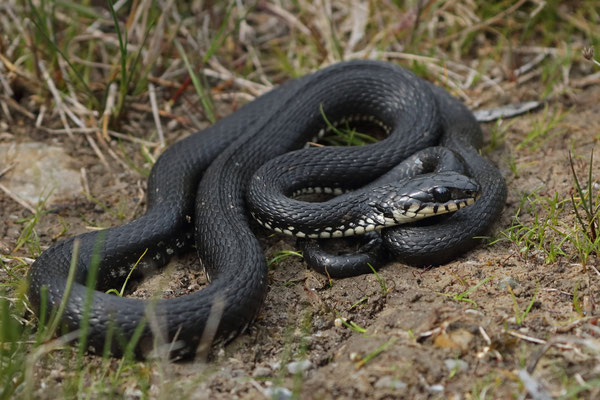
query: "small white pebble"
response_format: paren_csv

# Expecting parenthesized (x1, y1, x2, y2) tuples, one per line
(264, 387, 292, 400)
(428, 384, 444, 393)
(444, 359, 469, 372)
(287, 360, 312, 374)
(252, 366, 271, 378)
(374, 376, 407, 390)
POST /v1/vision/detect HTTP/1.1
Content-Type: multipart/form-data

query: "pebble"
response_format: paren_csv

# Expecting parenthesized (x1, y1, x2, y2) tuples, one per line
(312, 317, 329, 330)
(374, 376, 407, 390)
(428, 384, 444, 393)
(264, 387, 292, 400)
(444, 359, 469, 372)
(266, 362, 279, 373)
(286, 360, 312, 374)
(252, 366, 271, 378)
(497, 276, 519, 290)
(230, 369, 245, 377)
(0, 142, 82, 205)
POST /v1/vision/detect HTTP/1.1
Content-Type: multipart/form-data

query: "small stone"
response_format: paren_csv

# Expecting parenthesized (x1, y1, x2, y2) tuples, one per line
(231, 369, 245, 377)
(0, 142, 83, 205)
(374, 376, 407, 390)
(497, 276, 519, 290)
(428, 384, 444, 393)
(252, 366, 271, 378)
(433, 329, 474, 353)
(269, 361, 281, 371)
(167, 119, 179, 130)
(264, 386, 292, 400)
(6, 227, 20, 240)
(286, 360, 312, 374)
(444, 359, 469, 373)
(517, 369, 553, 400)
(313, 317, 328, 330)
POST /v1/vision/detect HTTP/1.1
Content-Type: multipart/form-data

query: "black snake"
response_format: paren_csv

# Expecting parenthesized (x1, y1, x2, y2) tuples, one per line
(27, 60, 506, 358)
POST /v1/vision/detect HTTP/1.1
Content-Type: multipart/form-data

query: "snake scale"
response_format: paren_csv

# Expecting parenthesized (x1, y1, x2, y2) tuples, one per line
(27, 60, 506, 358)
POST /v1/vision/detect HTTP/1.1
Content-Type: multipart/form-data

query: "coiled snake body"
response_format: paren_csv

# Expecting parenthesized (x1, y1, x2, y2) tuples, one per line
(27, 60, 506, 358)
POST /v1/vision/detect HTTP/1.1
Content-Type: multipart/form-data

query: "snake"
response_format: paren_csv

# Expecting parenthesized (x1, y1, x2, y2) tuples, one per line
(27, 60, 506, 359)
(252, 145, 478, 277)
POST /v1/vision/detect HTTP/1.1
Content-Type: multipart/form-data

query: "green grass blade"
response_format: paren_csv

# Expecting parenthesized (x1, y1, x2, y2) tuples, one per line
(175, 41, 216, 123)
(46, 239, 81, 338)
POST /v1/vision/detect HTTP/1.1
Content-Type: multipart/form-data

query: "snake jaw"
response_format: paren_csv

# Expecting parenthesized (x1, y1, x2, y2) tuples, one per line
(366, 173, 481, 227)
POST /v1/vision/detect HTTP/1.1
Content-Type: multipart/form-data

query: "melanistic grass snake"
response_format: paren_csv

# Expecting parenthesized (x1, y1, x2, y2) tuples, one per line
(28, 60, 506, 358)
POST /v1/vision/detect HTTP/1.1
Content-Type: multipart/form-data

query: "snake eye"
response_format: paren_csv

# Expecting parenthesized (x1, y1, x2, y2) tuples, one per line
(432, 186, 451, 203)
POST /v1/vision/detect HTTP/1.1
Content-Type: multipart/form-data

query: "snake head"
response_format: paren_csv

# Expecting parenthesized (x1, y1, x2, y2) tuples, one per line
(370, 171, 480, 226)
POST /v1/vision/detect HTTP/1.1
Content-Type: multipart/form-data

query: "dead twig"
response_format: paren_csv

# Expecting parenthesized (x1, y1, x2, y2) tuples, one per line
(0, 94, 35, 120)
(102, 82, 118, 141)
(85, 134, 110, 171)
(148, 82, 165, 149)
(434, 0, 529, 46)
(38, 60, 74, 139)
(0, 182, 35, 213)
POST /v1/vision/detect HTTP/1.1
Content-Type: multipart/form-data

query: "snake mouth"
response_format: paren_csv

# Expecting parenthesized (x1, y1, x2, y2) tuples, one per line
(370, 172, 481, 226)
(408, 195, 478, 217)
(386, 195, 478, 225)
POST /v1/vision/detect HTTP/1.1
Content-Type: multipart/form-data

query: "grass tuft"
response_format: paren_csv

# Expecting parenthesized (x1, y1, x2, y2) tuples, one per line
(517, 104, 567, 151)
(14, 191, 52, 256)
(267, 249, 303, 268)
(568, 150, 600, 266)
(440, 276, 494, 308)
(507, 284, 538, 325)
